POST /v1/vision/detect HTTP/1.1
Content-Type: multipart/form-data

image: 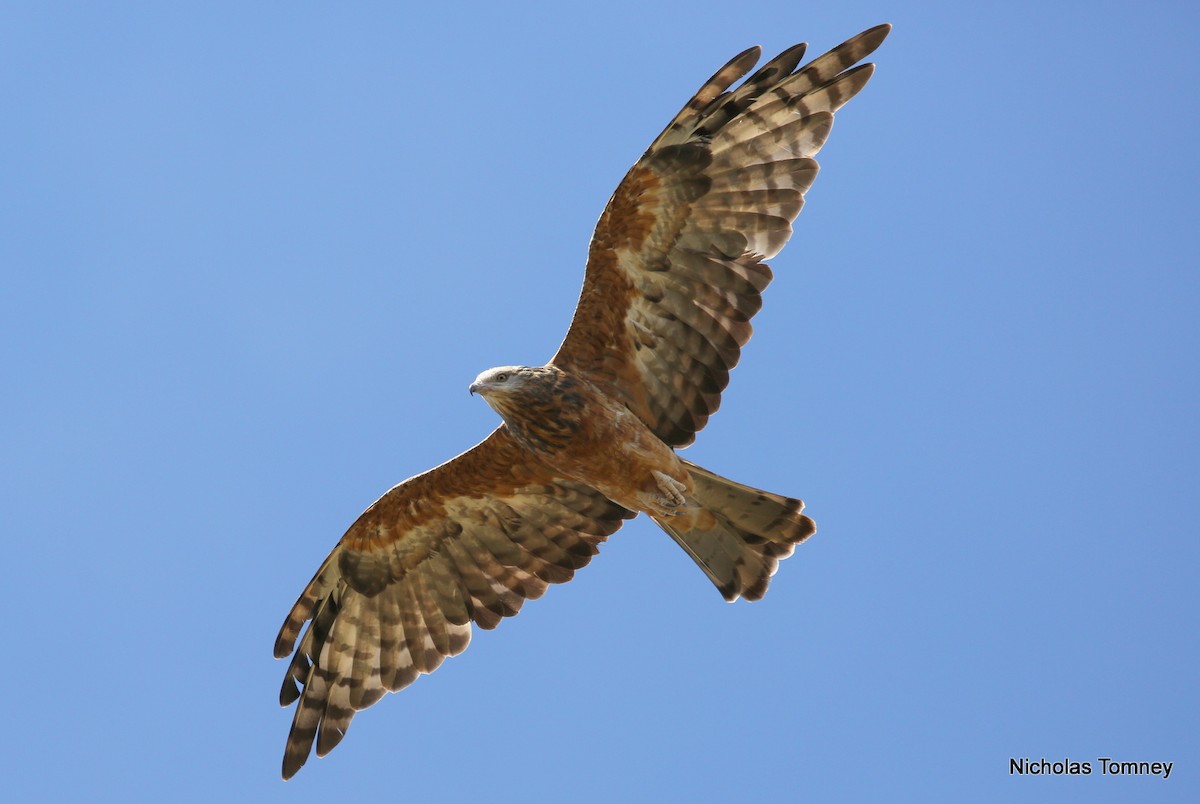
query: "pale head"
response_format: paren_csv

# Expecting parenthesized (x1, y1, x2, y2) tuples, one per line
(468, 364, 539, 401)
(468, 365, 563, 416)
(469, 365, 523, 393)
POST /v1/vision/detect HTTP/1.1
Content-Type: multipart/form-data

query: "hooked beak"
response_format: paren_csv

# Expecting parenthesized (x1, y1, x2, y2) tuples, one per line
(468, 382, 481, 396)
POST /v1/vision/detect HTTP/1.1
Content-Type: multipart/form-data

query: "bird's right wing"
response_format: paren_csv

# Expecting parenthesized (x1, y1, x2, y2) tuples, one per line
(274, 426, 633, 778)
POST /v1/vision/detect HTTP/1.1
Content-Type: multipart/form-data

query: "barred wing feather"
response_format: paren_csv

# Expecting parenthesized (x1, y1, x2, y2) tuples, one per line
(274, 427, 632, 779)
(552, 25, 890, 446)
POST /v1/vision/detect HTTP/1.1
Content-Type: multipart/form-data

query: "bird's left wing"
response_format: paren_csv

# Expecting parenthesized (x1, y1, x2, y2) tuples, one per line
(274, 426, 632, 778)
(552, 25, 890, 447)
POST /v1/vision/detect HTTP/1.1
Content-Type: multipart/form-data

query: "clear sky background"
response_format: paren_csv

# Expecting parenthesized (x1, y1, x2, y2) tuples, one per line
(3, 2, 1197, 802)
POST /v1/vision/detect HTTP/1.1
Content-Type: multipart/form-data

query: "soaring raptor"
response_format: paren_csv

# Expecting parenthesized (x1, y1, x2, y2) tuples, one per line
(276, 24, 890, 778)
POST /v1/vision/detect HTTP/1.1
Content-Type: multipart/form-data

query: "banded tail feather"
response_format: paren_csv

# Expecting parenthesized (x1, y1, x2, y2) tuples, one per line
(653, 460, 816, 601)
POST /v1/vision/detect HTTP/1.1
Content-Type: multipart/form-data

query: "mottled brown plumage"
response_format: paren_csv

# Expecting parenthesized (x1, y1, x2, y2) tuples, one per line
(277, 24, 890, 779)
(553, 24, 890, 446)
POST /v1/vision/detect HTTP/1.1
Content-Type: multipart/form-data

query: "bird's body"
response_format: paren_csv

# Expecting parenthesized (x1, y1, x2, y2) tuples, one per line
(276, 24, 891, 779)
(471, 365, 691, 517)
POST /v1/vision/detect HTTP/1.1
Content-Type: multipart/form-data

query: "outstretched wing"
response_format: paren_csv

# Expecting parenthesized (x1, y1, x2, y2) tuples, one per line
(274, 427, 633, 779)
(552, 25, 890, 447)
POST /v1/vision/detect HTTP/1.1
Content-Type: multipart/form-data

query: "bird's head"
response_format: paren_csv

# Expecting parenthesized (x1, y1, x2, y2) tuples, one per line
(469, 365, 529, 396)
(470, 365, 533, 409)
(469, 365, 562, 419)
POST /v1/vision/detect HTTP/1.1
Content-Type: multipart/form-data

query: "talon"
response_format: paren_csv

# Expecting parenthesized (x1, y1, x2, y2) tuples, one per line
(652, 470, 688, 509)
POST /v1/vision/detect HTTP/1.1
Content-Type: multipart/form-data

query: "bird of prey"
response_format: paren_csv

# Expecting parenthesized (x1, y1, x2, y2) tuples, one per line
(276, 24, 890, 779)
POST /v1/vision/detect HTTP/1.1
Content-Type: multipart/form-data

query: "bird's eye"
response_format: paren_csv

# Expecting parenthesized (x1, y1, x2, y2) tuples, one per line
(495, 372, 509, 383)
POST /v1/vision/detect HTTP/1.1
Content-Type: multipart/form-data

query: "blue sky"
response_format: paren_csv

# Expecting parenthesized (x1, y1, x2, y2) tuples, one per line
(3, 2, 1197, 802)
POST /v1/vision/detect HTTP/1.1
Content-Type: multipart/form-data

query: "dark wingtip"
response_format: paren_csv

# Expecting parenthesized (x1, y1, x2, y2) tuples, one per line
(282, 752, 305, 781)
(731, 44, 763, 69)
(857, 23, 893, 57)
(867, 22, 893, 39)
(280, 677, 300, 707)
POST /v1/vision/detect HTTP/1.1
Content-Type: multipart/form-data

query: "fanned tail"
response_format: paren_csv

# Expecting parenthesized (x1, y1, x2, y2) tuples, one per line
(653, 460, 816, 601)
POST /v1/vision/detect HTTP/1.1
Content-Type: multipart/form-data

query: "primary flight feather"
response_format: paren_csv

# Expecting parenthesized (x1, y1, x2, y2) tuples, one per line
(276, 23, 891, 779)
